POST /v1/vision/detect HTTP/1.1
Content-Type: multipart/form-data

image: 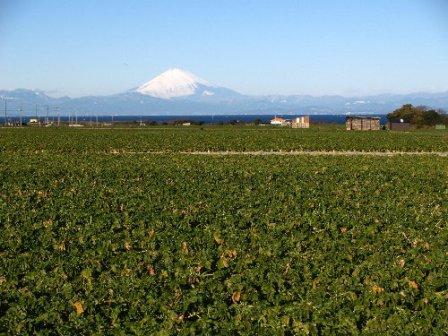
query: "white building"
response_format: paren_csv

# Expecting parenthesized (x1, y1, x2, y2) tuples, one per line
(292, 116, 310, 128)
(270, 116, 289, 126)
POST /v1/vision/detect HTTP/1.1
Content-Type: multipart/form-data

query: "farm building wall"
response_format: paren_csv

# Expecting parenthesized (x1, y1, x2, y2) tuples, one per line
(292, 116, 310, 128)
(388, 122, 412, 131)
(346, 117, 380, 131)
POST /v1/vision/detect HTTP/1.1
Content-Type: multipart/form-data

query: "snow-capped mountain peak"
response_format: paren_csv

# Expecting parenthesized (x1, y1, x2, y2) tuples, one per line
(136, 68, 213, 99)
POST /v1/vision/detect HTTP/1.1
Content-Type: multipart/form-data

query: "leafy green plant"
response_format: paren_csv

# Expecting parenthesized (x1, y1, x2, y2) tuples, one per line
(0, 129, 447, 334)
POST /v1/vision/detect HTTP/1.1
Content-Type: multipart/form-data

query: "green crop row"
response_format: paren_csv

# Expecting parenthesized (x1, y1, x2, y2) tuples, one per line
(1, 152, 447, 334)
(0, 126, 447, 153)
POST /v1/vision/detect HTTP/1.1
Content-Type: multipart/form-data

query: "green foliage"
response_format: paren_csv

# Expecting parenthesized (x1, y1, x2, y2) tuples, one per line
(388, 104, 448, 127)
(0, 126, 447, 154)
(0, 128, 447, 334)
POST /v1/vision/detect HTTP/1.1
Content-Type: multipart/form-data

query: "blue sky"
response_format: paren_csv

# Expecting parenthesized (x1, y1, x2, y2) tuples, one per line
(0, 0, 447, 97)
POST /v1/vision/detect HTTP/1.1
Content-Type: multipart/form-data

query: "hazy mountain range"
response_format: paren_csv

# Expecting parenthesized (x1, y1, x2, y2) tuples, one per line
(1, 68, 447, 116)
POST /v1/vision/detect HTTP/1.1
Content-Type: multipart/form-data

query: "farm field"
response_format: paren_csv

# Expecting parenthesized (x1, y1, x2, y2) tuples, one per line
(0, 126, 447, 153)
(1, 127, 448, 334)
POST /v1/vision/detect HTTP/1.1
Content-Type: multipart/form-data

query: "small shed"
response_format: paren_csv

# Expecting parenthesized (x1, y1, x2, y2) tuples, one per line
(388, 121, 412, 131)
(292, 116, 310, 128)
(346, 116, 381, 131)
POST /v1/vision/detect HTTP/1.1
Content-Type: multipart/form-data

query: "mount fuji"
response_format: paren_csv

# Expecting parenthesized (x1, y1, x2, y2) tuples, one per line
(135, 68, 243, 102)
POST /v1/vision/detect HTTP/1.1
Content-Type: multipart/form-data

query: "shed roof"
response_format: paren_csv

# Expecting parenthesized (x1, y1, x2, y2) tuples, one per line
(346, 116, 380, 120)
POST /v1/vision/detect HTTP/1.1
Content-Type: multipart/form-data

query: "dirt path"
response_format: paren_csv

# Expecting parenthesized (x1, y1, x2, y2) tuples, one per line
(109, 150, 448, 157)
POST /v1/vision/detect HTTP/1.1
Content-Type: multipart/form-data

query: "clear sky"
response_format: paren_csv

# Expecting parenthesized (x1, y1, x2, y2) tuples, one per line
(0, 0, 447, 97)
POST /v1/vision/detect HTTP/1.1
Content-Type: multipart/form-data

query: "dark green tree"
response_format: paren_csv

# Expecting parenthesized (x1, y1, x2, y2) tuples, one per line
(387, 104, 448, 127)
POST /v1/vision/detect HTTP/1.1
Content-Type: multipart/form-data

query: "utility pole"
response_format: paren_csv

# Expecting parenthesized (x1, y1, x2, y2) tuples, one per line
(4, 99, 7, 126)
(46, 105, 49, 125)
(52, 106, 60, 126)
(19, 105, 23, 126)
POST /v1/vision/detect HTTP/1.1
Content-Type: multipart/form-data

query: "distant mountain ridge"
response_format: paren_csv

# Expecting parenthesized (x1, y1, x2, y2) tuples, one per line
(1, 69, 447, 115)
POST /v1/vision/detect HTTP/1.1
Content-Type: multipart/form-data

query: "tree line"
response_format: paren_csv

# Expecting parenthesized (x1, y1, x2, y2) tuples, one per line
(388, 104, 447, 127)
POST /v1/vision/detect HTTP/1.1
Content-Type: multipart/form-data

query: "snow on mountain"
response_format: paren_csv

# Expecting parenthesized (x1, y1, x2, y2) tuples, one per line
(136, 68, 214, 99)
(202, 90, 215, 96)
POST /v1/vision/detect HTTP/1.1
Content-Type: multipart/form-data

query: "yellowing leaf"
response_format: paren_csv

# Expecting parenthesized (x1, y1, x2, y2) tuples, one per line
(231, 291, 241, 303)
(409, 280, 419, 290)
(213, 233, 224, 245)
(72, 301, 84, 316)
(218, 257, 229, 268)
(371, 284, 384, 294)
(147, 265, 156, 276)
